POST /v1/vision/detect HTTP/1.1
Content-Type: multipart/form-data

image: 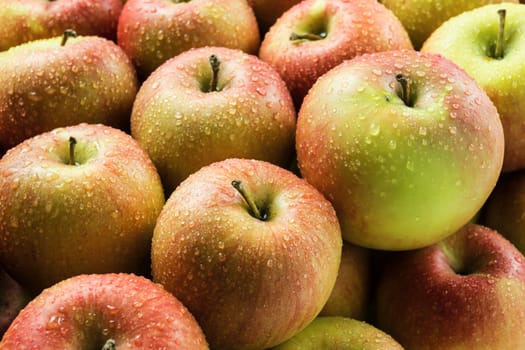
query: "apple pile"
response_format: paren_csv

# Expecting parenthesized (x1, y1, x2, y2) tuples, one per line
(1, 0, 525, 349)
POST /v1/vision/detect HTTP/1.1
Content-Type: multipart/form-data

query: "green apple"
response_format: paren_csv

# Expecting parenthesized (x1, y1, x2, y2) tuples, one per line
(422, 3, 525, 172)
(258, 0, 412, 106)
(117, 0, 260, 80)
(296, 49, 504, 250)
(0, 0, 123, 51)
(0, 31, 138, 153)
(152, 158, 342, 350)
(131, 46, 296, 195)
(376, 224, 525, 349)
(0, 124, 165, 294)
(270, 316, 404, 349)
(0, 273, 209, 349)
(380, 0, 518, 49)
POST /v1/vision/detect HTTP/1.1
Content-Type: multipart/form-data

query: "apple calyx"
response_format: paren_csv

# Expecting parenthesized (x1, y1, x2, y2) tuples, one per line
(68, 136, 79, 166)
(61, 29, 78, 46)
(494, 9, 506, 59)
(395, 74, 413, 107)
(289, 32, 327, 42)
(101, 339, 116, 350)
(209, 54, 221, 92)
(231, 180, 268, 221)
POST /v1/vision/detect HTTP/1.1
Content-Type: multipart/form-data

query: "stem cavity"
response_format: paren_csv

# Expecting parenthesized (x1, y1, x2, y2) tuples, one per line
(68, 136, 78, 166)
(231, 180, 267, 221)
(61, 29, 78, 46)
(396, 73, 413, 107)
(495, 9, 506, 59)
(209, 54, 220, 92)
(289, 32, 327, 41)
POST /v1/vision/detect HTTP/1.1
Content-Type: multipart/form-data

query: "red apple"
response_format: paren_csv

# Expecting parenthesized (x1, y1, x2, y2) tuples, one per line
(117, 0, 260, 79)
(258, 0, 413, 106)
(152, 158, 342, 350)
(0, 31, 138, 153)
(376, 224, 525, 349)
(131, 46, 296, 195)
(0, 273, 209, 349)
(0, 0, 123, 51)
(0, 124, 165, 293)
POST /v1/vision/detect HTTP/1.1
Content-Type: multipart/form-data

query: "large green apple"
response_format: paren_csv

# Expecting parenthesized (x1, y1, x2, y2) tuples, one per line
(0, 274, 209, 349)
(152, 158, 342, 350)
(0, 124, 165, 293)
(376, 224, 525, 349)
(0, 31, 138, 153)
(0, 0, 123, 51)
(131, 46, 296, 195)
(422, 3, 525, 172)
(296, 50, 504, 250)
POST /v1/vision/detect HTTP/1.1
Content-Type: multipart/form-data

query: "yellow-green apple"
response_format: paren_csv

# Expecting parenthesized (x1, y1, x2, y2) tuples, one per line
(0, 124, 165, 294)
(319, 242, 370, 321)
(296, 49, 504, 251)
(422, 3, 525, 172)
(0, 0, 123, 51)
(0, 31, 138, 153)
(151, 158, 342, 350)
(0, 273, 209, 349)
(131, 46, 296, 195)
(380, 0, 517, 49)
(270, 316, 404, 350)
(482, 169, 525, 254)
(247, 0, 301, 34)
(258, 0, 413, 107)
(376, 224, 525, 350)
(117, 0, 260, 80)
(0, 267, 30, 338)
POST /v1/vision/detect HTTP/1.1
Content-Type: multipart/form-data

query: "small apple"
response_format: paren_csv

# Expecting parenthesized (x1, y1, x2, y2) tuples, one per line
(319, 242, 370, 321)
(258, 0, 413, 106)
(247, 0, 301, 34)
(296, 49, 504, 250)
(152, 158, 342, 350)
(131, 46, 296, 195)
(0, 0, 123, 51)
(380, 0, 518, 49)
(0, 123, 165, 294)
(117, 0, 260, 80)
(422, 3, 525, 172)
(270, 316, 404, 350)
(0, 267, 30, 338)
(376, 224, 525, 349)
(0, 31, 138, 152)
(0, 273, 209, 349)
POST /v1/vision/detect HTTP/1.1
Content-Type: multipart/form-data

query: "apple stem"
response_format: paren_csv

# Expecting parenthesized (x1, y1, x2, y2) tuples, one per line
(231, 180, 267, 221)
(101, 339, 116, 350)
(209, 54, 220, 92)
(68, 136, 78, 166)
(289, 32, 326, 41)
(395, 73, 412, 107)
(495, 9, 506, 59)
(61, 29, 78, 46)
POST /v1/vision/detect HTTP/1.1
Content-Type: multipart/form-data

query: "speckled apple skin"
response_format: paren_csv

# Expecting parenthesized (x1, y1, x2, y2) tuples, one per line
(0, 273, 209, 350)
(0, 124, 165, 293)
(376, 224, 525, 350)
(296, 49, 504, 250)
(258, 0, 413, 107)
(152, 158, 342, 350)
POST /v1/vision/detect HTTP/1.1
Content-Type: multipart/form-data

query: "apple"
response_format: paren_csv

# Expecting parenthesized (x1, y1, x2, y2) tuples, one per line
(380, 0, 518, 50)
(247, 0, 301, 34)
(131, 46, 296, 195)
(0, 123, 165, 294)
(0, 273, 209, 349)
(296, 49, 504, 251)
(0, 0, 123, 51)
(422, 3, 525, 172)
(482, 169, 525, 254)
(376, 223, 525, 349)
(319, 242, 370, 321)
(117, 0, 260, 80)
(270, 316, 404, 349)
(151, 158, 342, 350)
(258, 0, 413, 107)
(0, 267, 30, 338)
(0, 31, 138, 153)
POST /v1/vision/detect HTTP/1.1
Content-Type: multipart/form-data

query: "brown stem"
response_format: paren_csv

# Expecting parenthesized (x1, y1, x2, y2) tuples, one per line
(289, 32, 326, 41)
(61, 29, 77, 46)
(232, 180, 265, 220)
(209, 54, 220, 92)
(396, 73, 412, 107)
(495, 9, 506, 59)
(68, 136, 77, 166)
